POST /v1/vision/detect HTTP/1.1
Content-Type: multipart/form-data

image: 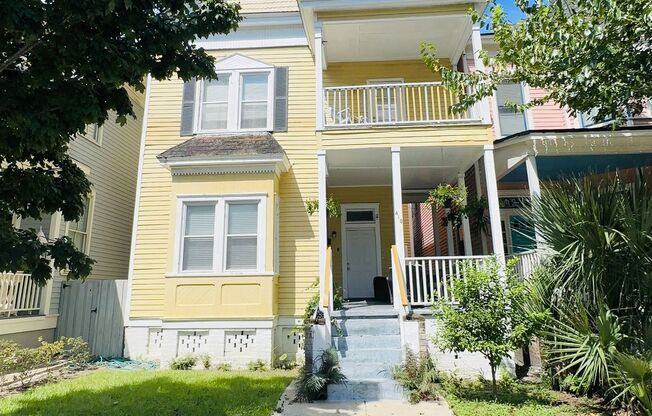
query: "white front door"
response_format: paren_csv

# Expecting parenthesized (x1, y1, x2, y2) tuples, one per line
(344, 227, 379, 299)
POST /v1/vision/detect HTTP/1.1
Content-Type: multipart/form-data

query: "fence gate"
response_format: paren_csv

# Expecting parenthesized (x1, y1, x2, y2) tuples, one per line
(56, 279, 128, 358)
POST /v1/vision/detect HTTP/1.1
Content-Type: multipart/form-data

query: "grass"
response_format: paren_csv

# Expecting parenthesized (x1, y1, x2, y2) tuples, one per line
(442, 379, 609, 416)
(0, 369, 294, 416)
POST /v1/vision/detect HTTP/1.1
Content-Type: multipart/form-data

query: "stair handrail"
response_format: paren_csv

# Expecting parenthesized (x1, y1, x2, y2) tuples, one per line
(391, 245, 410, 317)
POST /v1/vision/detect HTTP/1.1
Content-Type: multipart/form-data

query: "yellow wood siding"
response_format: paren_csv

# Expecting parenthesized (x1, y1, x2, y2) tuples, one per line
(323, 60, 446, 87)
(327, 187, 394, 290)
(130, 46, 318, 319)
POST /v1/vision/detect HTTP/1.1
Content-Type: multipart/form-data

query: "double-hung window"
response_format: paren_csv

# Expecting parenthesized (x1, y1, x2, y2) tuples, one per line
(196, 69, 274, 133)
(496, 83, 528, 136)
(66, 195, 94, 254)
(177, 196, 266, 274)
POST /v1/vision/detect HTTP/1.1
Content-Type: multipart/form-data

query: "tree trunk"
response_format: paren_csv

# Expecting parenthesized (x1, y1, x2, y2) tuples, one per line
(490, 364, 497, 400)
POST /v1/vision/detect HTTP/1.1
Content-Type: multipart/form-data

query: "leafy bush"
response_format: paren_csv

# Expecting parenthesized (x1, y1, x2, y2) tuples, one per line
(274, 353, 297, 370)
(434, 257, 547, 397)
(214, 362, 232, 372)
(170, 355, 196, 370)
(391, 348, 440, 403)
(200, 354, 211, 370)
(247, 359, 268, 372)
(0, 337, 90, 386)
(296, 348, 346, 402)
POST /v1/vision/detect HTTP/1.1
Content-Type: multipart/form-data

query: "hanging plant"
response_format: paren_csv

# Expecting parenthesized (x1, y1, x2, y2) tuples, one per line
(305, 195, 341, 218)
(426, 184, 467, 209)
(462, 196, 489, 234)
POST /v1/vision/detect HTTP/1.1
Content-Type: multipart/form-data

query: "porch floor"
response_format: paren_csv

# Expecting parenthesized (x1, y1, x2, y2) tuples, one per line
(332, 301, 397, 318)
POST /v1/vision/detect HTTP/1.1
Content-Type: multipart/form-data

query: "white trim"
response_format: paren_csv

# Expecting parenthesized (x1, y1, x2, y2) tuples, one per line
(317, 149, 327, 306)
(160, 155, 291, 177)
(391, 147, 405, 263)
(0, 315, 58, 336)
(173, 194, 268, 276)
(521, 83, 535, 130)
(194, 66, 275, 134)
(340, 203, 382, 299)
(483, 145, 505, 262)
(315, 25, 325, 130)
(125, 74, 151, 325)
(165, 272, 276, 278)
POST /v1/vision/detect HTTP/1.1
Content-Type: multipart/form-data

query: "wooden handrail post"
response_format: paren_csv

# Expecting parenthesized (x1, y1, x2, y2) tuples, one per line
(321, 246, 333, 310)
(391, 245, 409, 313)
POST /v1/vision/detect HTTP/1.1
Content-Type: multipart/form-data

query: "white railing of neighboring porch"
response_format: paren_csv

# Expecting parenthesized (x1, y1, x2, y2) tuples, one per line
(323, 82, 481, 128)
(0, 272, 41, 317)
(404, 255, 492, 306)
(510, 250, 540, 280)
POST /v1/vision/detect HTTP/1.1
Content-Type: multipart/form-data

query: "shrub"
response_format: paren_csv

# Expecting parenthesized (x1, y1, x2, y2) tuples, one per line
(200, 354, 211, 370)
(214, 362, 232, 372)
(247, 359, 268, 372)
(434, 257, 547, 398)
(391, 348, 440, 403)
(274, 353, 297, 370)
(296, 348, 346, 402)
(170, 355, 196, 370)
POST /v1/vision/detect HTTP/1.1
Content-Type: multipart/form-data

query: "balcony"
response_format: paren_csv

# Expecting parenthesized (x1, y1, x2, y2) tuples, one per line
(0, 272, 41, 318)
(323, 82, 481, 129)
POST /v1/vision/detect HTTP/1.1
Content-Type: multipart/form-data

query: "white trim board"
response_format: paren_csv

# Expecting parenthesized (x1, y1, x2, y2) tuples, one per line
(340, 203, 382, 299)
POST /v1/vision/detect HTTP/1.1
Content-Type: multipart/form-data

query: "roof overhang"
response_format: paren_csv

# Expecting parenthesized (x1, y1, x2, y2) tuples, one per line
(160, 154, 291, 177)
(493, 127, 652, 179)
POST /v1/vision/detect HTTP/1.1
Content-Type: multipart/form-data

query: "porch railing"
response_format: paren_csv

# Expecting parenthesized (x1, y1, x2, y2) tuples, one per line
(0, 272, 41, 318)
(510, 250, 540, 280)
(404, 255, 491, 306)
(390, 245, 410, 316)
(323, 82, 480, 128)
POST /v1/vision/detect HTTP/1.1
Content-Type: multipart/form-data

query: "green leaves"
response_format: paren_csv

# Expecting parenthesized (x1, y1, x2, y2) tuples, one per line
(421, 0, 652, 125)
(0, 1, 241, 282)
(434, 257, 548, 395)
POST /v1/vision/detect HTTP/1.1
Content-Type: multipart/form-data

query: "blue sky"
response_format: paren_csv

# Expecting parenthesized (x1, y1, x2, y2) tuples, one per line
(495, 0, 526, 22)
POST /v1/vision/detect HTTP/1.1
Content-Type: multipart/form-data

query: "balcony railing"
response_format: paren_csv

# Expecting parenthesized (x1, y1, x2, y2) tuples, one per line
(404, 255, 492, 306)
(510, 250, 540, 280)
(323, 82, 480, 128)
(0, 272, 41, 318)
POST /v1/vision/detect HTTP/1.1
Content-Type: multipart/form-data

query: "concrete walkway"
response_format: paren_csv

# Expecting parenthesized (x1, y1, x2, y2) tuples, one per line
(277, 399, 454, 415)
(273, 381, 454, 416)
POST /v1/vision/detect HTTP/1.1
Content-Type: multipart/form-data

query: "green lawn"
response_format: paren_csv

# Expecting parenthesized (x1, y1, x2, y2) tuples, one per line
(442, 380, 608, 416)
(0, 369, 294, 416)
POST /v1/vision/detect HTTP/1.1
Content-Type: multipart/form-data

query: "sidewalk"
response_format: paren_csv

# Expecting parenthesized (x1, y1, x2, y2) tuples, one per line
(273, 382, 454, 416)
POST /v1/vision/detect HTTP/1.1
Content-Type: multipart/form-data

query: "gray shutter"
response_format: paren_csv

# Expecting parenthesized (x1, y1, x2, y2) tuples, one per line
(273, 67, 289, 132)
(180, 79, 196, 136)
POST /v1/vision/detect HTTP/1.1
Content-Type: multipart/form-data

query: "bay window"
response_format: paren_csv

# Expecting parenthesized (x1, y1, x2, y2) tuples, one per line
(176, 196, 266, 274)
(196, 69, 274, 133)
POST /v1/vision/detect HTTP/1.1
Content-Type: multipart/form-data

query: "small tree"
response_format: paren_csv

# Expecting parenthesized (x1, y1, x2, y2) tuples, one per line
(433, 257, 547, 397)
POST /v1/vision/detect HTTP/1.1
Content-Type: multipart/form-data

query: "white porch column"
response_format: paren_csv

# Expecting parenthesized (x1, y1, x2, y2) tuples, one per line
(525, 154, 544, 247)
(471, 23, 491, 124)
(391, 147, 405, 263)
(431, 207, 442, 256)
(458, 173, 473, 256)
(483, 145, 505, 261)
(317, 150, 328, 306)
(315, 24, 324, 130)
(474, 161, 489, 254)
(445, 210, 455, 256)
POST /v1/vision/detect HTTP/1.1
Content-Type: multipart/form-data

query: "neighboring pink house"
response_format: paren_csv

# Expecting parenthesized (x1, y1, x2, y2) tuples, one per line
(409, 33, 652, 258)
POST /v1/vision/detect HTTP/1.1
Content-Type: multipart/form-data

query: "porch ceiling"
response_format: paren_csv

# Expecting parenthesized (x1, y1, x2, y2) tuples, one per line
(321, 13, 471, 64)
(325, 146, 483, 192)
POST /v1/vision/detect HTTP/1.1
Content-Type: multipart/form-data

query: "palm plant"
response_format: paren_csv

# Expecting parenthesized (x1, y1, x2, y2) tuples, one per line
(529, 171, 652, 339)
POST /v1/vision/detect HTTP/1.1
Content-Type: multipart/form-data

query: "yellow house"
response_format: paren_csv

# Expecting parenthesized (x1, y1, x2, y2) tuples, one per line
(123, 0, 508, 370)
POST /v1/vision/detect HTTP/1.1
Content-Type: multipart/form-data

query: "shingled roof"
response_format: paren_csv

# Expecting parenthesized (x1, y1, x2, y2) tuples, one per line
(157, 133, 286, 163)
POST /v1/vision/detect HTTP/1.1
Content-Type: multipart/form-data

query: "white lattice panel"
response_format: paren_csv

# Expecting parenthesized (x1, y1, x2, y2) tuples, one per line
(147, 328, 163, 358)
(280, 327, 304, 357)
(224, 330, 256, 357)
(177, 331, 210, 355)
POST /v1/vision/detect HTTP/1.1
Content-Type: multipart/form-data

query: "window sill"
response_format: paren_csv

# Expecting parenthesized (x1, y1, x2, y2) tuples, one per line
(165, 272, 276, 278)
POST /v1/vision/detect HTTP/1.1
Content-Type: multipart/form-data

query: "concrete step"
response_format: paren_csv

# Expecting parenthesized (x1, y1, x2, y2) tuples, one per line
(332, 335, 401, 351)
(332, 318, 400, 336)
(327, 380, 404, 401)
(337, 348, 402, 364)
(339, 362, 395, 380)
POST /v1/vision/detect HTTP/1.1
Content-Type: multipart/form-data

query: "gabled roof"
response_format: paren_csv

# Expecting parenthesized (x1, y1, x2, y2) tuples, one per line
(157, 133, 290, 176)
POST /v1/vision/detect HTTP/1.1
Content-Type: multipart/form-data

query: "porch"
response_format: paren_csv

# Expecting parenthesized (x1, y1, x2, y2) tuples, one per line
(316, 144, 511, 314)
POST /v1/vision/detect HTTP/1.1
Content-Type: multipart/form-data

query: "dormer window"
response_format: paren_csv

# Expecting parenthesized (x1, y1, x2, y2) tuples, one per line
(194, 55, 275, 133)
